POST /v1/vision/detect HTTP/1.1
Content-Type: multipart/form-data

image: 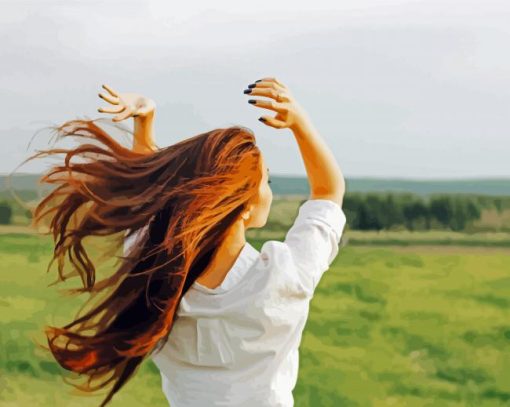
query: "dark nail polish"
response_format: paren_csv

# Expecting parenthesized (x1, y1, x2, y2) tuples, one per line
(248, 83, 256, 89)
(258, 117, 266, 122)
(248, 99, 256, 104)
(255, 80, 262, 83)
(243, 89, 252, 94)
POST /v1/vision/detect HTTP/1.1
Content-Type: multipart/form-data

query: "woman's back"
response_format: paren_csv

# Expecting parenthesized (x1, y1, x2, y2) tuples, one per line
(137, 198, 347, 407)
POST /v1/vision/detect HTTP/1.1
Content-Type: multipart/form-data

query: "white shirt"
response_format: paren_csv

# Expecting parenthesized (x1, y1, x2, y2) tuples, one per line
(124, 199, 346, 407)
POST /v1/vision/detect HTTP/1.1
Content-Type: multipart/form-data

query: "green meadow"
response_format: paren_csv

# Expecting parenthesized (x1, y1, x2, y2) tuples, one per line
(1, 233, 510, 406)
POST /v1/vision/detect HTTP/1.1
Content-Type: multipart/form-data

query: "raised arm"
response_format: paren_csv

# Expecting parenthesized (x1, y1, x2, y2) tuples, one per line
(132, 110, 157, 154)
(244, 77, 347, 297)
(97, 84, 158, 154)
(243, 77, 345, 205)
(290, 118, 345, 205)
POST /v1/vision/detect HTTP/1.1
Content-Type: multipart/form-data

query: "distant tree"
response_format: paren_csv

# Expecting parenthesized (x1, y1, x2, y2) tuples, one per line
(493, 197, 504, 213)
(466, 199, 481, 222)
(428, 195, 481, 231)
(429, 196, 453, 228)
(356, 200, 372, 230)
(0, 201, 13, 224)
(382, 194, 405, 229)
(403, 199, 430, 230)
(359, 194, 393, 230)
(342, 194, 365, 229)
(449, 197, 481, 231)
(450, 198, 467, 231)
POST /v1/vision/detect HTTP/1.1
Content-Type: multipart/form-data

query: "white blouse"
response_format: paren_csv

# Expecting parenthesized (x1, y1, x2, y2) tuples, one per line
(124, 199, 347, 407)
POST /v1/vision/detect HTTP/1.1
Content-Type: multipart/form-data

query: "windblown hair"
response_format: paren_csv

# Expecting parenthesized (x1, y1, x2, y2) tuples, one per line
(22, 118, 262, 406)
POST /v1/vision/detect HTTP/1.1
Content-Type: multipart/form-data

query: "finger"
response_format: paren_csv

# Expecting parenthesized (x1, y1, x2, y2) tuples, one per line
(259, 116, 287, 129)
(102, 84, 119, 97)
(98, 92, 119, 105)
(254, 84, 292, 103)
(256, 77, 287, 89)
(245, 87, 291, 102)
(112, 107, 133, 122)
(98, 105, 125, 114)
(249, 81, 286, 93)
(248, 98, 287, 114)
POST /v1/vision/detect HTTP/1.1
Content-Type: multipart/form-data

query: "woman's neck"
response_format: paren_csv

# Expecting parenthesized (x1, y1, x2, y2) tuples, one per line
(196, 223, 246, 289)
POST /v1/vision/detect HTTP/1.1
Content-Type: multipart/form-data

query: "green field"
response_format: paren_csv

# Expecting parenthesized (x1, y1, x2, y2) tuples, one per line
(1, 233, 510, 406)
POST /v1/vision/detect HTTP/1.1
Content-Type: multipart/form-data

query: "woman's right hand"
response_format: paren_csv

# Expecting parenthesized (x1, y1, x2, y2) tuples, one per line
(243, 77, 312, 131)
(97, 84, 156, 122)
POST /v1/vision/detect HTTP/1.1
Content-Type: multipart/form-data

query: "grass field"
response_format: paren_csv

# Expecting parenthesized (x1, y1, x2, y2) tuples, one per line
(343, 231, 510, 247)
(1, 233, 510, 406)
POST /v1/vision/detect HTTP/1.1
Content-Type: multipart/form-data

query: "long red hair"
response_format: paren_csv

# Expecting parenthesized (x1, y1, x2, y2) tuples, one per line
(22, 118, 262, 405)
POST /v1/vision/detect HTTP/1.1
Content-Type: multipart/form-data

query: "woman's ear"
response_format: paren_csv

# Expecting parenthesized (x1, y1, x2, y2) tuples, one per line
(241, 204, 252, 220)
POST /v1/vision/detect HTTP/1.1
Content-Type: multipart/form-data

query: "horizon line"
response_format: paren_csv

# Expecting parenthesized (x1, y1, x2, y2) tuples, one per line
(1, 172, 509, 182)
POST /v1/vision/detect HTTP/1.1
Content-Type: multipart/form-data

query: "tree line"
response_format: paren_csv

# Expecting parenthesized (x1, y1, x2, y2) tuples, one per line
(1, 193, 510, 231)
(342, 193, 509, 231)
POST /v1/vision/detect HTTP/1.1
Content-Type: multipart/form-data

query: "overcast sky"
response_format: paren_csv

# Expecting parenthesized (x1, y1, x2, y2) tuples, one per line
(1, 0, 509, 179)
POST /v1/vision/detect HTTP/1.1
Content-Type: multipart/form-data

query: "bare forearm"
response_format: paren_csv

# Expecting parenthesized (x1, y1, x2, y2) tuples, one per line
(241, 76, 344, 202)
(133, 110, 157, 154)
(292, 121, 345, 203)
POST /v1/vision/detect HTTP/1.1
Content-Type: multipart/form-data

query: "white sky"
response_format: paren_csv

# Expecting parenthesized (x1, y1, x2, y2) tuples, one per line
(1, 0, 509, 178)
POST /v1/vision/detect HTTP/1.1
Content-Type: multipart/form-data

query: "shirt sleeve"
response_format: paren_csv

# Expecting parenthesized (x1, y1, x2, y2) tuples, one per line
(281, 198, 347, 298)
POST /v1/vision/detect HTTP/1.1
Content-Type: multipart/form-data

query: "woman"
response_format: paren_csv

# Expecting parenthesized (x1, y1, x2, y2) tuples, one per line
(28, 77, 346, 406)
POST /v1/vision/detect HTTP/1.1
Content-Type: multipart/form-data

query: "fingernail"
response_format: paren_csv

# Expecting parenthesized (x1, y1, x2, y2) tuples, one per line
(258, 117, 266, 122)
(248, 99, 256, 104)
(248, 83, 256, 89)
(255, 79, 262, 83)
(243, 89, 252, 94)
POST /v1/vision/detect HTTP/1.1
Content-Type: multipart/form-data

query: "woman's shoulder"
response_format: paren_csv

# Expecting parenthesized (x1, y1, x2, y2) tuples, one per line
(258, 240, 310, 300)
(259, 240, 291, 266)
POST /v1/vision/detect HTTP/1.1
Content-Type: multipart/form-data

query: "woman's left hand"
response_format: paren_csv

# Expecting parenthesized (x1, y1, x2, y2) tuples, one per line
(97, 84, 156, 122)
